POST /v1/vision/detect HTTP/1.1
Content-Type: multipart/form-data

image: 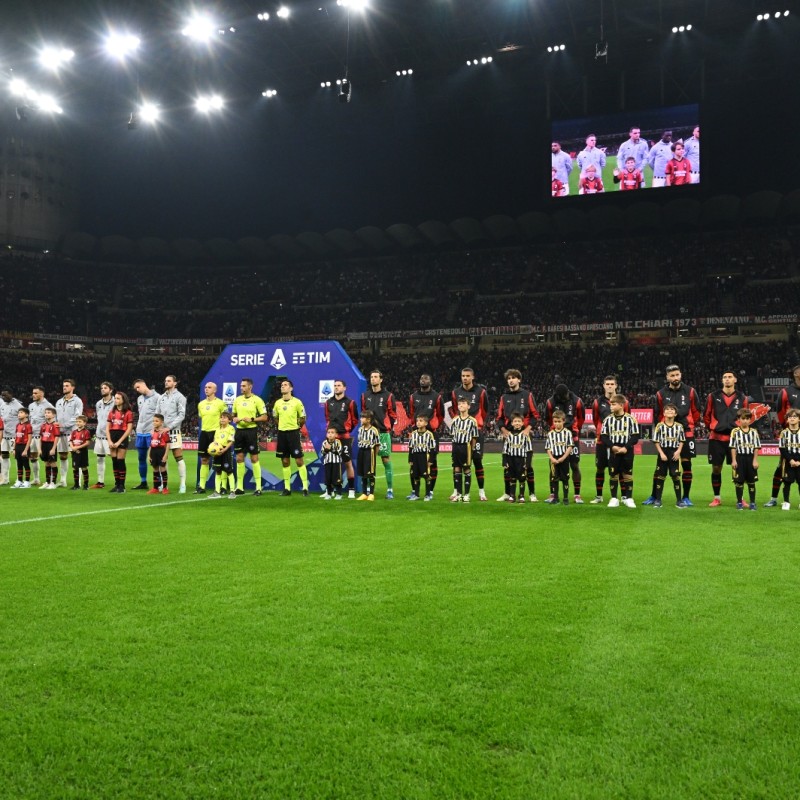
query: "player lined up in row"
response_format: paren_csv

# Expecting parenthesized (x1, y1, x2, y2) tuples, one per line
(551, 127, 700, 195)
(3, 362, 800, 509)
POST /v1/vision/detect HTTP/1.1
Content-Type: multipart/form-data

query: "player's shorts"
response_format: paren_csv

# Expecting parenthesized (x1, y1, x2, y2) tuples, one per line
(550, 460, 570, 483)
(357, 448, 376, 478)
(504, 455, 526, 482)
(276, 429, 303, 459)
(338, 436, 353, 463)
(732, 455, 757, 485)
(94, 436, 111, 456)
(683, 437, 696, 460)
(56, 433, 72, 454)
(198, 430, 215, 457)
(595, 442, 610, 470)
(235, 427, 259, 455)
(213, 452, 234, 473)
(40, 441, 56, 462)
(149, 447, 167, 468)
(652, 176, 667, 188)
(378, 432, 392, 460)
(15, 443, 29, 460)
(27, 435, 41, 456)
(471, 434, 485, 463)
(691, 172, 700, 184)
(783, 464, 800, 485)
(109, 431, 131, 450)
(72, 449, 89, 469)
(452, 442, 472, 469)
(168, 430, 183, 451)
(136, 433, 151, 451)
(568, 443, 581, 466)
(609, 451, 635, 478)
(1, 436, 14, 454)
(654, 449, 681, 479)
(708, 439, 733, 467)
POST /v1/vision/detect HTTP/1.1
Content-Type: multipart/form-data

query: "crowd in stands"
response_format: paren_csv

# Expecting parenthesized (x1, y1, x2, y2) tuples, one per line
(0, 227, 797, 339)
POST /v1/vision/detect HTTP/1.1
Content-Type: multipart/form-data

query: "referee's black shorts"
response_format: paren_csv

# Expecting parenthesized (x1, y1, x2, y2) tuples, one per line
(276, 429, 303, 459)
(234, 427, 259, 455)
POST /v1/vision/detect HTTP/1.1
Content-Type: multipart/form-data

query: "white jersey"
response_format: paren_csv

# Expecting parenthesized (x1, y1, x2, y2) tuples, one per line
(56, 394, 84, 435)
(156, 389, 187, 432)
(95, 397, 115, 440)
(29, 398, 55, 435)
(0, 397, 24, 437)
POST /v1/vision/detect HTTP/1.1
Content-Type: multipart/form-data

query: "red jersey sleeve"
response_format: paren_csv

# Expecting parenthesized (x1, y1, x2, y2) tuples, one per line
(526, 394, 541, 424)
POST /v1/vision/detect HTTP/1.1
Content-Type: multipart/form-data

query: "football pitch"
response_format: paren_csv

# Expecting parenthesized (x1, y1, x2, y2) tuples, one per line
(3, 452, 800, 799)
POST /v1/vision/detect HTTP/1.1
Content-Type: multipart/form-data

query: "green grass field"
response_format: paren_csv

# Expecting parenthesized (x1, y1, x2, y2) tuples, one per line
(4, 452, 800, 798)
(567, 155, 655, 194)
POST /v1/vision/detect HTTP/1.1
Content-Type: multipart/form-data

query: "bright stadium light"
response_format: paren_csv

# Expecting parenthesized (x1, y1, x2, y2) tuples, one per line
(276, 6, 290, 19)
(182, 13, 217, 42)
(9, 77, 30, 97)
(337, 0, 369, 10)
(104, 32, 141, 59)
(39, 46, 75, 71)
(34, 93, 63, 114)
(261, 88, 277, 97)
(139, 102, 160, 123)
(257, 12, 270, 21)
(195, 94, 224, 113)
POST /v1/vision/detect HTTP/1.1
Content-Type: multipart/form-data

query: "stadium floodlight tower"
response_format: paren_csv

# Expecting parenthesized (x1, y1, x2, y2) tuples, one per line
(199, 340, 366, 492)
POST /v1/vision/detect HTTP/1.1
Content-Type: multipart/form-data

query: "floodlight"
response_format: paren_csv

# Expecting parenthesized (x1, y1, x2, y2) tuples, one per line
(40, 46, 75, 71)
(672, 26, 678, 32)
(337, 0, 369, 9)
(262, 88, 277, 97)
(196, 94, 224, 112)
(338, 78, 351, 103)
(686, 24, 692, 30)
(36, 93, 63, 114)
(276, 6, 290, 19)
(757, 13, 763, 19)
(105, 32, 141, 59)
(9, 78, 30, 97)
(139, 102, 160, 123)
(408, 69, 413, 75)
(559, 45, 565, 51)
(257, 12, 270, 21)
(182, 14, 217, 42)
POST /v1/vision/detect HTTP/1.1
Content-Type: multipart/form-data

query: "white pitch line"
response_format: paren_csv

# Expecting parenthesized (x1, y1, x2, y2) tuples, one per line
(0, 497, 208, 528)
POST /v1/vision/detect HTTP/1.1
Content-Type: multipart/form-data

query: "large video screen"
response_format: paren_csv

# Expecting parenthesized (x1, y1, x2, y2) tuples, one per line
(551, 104, 699, 197)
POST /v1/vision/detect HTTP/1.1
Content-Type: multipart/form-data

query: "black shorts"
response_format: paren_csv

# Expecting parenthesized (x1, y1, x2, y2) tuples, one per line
(732, 454, 758, 484)
(550, 460, 569, 483)
(504, 454, 526, 482)
(40, 441, 56, 461)
(276, 429, 303, 459)
(471, 434, 485, 463)
(782, 463, 800, 485)
(357, 448, 376, 478)
(595, 443, 610, 470)
(609, 451, 635, 477)
(72, 449, 89, 469)
(707, 439, 732, 467)
(213, 451, 234, 473)
(655, 451, 681, 479)
(198, 430, 215, 457)
(234, 427, 259, 455)
(568, 443, 581, 466)
(409, 452, 430, 480)
(15, 444, 29, 460)
(339, 436, 353, 463)
(150, 446, 167, 468)
(452, 442, 472, 469)
(683, 436, 696, 459)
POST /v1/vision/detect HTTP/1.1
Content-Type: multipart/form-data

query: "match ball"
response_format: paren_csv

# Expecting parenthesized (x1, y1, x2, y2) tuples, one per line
(207, 441, 223, 456)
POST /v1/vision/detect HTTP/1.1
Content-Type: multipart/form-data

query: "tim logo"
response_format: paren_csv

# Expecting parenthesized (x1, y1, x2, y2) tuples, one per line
(293, 351, 331, 365)
(270, 349, 287, 370)
(319, 380, 334, 404)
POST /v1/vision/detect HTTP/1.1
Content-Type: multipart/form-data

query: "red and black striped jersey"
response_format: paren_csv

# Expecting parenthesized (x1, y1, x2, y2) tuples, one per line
(40, 421, 61, 443)
(70, 428, 92, 448)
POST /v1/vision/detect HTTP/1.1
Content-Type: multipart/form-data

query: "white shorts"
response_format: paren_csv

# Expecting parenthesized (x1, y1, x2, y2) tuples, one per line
(652, 176, 667, 188)
(28, 435, 42, 455)
(691, 172, 700, 184)
(94, 437, 111, 456)
(1, 436, 13, 454)
(169, 430, 183, 451)
(57, 433, 71, 454)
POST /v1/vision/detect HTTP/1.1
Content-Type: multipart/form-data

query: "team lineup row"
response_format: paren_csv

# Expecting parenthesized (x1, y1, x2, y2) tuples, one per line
(2, 361, 800, 508)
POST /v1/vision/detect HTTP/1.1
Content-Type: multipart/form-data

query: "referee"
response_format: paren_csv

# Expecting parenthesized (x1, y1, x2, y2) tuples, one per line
(274, 379, 309, 497)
